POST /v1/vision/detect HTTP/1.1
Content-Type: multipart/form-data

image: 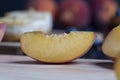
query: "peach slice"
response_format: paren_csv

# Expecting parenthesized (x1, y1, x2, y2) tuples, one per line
(0, 23, 6, 41)
(20, 31, 95, 63)
(102, 25, 120, 58)
(114, 58, 120, 80)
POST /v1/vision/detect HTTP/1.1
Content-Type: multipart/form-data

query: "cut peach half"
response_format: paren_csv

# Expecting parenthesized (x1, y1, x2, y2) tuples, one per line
(20, 31, 95, 63)
(102, 25, 120, 58)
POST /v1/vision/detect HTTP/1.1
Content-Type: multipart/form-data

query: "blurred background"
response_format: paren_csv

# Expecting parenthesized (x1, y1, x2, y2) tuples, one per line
(0, 0, 120, 59)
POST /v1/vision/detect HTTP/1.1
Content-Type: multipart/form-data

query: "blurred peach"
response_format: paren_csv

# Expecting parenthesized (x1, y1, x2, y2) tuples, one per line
(91, 0, 118, 25)
(27, 0, 57, 17)
(59, 0, 90, 29)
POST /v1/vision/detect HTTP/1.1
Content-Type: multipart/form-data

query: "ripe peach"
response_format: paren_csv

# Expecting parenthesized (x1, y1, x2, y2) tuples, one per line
(59, 0, 90, 29)
(91, 0, 118, 25)
(27, 0, 57, 16)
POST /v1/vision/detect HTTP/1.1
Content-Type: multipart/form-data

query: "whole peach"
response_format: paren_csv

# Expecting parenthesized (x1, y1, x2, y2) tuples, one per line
(59, 0, 90, 29)
(91, 0, 118, 25)
(27, 0, 57, 17)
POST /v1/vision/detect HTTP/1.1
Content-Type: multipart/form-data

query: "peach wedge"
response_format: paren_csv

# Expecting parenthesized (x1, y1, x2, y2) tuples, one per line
(20, 31, 95, 63)
(102, 25, 120, 58)
(114, 58, 120, 80)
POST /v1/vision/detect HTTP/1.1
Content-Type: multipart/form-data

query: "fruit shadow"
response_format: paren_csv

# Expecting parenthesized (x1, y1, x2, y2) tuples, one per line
(11, 60, 45, 65)
(10, 60, 81, 65)
(94, 62, 114, 69)
(10, 60, 113, 69)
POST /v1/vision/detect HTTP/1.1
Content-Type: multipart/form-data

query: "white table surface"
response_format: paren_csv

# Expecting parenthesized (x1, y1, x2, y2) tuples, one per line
(0, 55, 116, 80)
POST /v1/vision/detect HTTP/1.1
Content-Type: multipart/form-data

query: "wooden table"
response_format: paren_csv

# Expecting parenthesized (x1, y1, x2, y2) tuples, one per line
(0, 55, 116, 80)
